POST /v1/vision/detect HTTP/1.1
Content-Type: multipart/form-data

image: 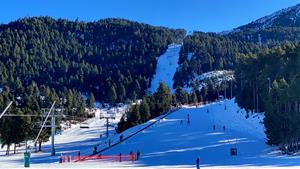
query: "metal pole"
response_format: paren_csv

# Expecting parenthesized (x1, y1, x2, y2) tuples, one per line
(51, 108, 56, 156)
(106, 118, 109, 137)
(0, 101, 13, 120)
(267, 77, 271, 93)
(25, 137, 27, 153)
(253, 85, 256, 112)
(34, 102, 56, 148)
(230, 79, 233, 99)
(256, 94, 259, 113)
(224, 81, 227, 99)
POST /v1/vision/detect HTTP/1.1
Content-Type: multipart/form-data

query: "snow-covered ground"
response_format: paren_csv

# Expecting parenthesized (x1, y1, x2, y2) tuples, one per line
(184, 70, 234, 92)
(0, 105, 127, 168)
(100, 99, 300, 168)
(2, 99, 299, 168)
(149, 44, 181, 93)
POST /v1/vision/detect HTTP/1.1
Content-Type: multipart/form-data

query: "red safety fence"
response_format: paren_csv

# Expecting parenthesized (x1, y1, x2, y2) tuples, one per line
(71, 154, 136, 162)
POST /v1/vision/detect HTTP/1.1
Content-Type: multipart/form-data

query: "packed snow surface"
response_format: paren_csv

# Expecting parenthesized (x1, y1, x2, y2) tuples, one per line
(149, 44, 181, 93)
(1, 99, 299, 168)
(184, 70, 234, 92)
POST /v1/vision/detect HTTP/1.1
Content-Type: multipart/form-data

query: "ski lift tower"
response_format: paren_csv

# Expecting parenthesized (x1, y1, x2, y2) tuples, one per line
(100, 111, 116, 137)
(34, 102, 63, 156)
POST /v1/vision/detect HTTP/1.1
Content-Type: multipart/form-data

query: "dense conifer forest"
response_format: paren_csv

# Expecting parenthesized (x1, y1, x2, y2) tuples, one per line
(0, 17, 185, 154)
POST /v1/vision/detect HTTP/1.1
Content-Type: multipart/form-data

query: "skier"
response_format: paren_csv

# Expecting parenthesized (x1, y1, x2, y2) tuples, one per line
(180, 119, 183, 124)
(136, 150, 140, 160)
(77, 151, 81, 161)
(93, 146, 97, 155)
(59, 153, 63, 163)
(213, 125, 215, 131)
(119, 152, 122, 162)
(196, 156, 200, 169)
(223, 125, 226, 131)
(187, 113, 190, 125)
(129, 151, 135, 162)
(109, 139, 111, 146)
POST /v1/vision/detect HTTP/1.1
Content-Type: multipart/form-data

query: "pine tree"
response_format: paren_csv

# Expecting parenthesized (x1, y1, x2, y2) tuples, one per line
(87, 93, 95, 109)
(140, 97, 151, 122)
(129, 105, 141, 125)
(117, 84, 126, 103)
(189, 91, 198, 104)
(108, 85, 117, 105)
(175, 87, 188, 104)
(154, 82, 172, 114)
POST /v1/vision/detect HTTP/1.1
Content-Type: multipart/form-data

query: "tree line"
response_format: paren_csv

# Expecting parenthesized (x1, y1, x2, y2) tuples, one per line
(0, 82, 86, 154)
(235, 43, 300, 153)
(173, 32, 260, 89)
(117, 81, 233, 133)
(0, 17, 185, 103)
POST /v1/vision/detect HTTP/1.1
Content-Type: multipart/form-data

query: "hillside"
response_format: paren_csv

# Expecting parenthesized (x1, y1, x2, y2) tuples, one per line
(0, 17, 185, 102)
(173, 4, 300, 91)
(237, 4, 300, 30)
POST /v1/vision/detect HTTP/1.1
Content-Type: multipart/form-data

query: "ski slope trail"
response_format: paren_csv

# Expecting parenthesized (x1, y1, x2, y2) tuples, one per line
(1, 100, 299, 168)
(82, 99, 300, 168)
(149, 44, 181, 93)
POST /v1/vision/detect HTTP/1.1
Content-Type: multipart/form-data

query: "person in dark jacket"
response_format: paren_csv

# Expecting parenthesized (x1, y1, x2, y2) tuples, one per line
(136, 150, 140, 160)
(92, 146, 97, 155)
(196, 156, 200, 169)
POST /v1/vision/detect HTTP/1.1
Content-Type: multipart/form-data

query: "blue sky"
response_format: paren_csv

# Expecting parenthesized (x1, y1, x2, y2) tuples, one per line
(1, 0, 299, 32)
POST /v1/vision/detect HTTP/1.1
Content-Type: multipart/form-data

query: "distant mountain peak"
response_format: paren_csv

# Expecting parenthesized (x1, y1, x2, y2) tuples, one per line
(237, 3, 300, 30)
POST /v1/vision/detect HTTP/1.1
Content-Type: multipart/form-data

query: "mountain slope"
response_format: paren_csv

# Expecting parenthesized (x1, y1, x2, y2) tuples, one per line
(84, 100, 298, 168)
(3, 99, 299, 168)
(0, 17, 185, 102)
(228, 3, 300, 43)
(237, 4, 300, 30)
(149, 44, 181, 93)
(174, 3, 300, 90)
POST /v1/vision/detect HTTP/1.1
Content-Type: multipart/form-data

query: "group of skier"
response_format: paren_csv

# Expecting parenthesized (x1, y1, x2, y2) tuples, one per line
(180, 113, 191, 125)
(127, 150, 140, 162)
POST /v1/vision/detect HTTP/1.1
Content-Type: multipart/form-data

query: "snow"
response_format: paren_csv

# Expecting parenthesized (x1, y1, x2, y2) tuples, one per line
(184, 70, 234, 92)
(149, 44, 182, 93)
(100, 99, 299, 168)
(237, 4, 300, 30)
(0, 105, 127, 168)
(1, 99, 299, 168)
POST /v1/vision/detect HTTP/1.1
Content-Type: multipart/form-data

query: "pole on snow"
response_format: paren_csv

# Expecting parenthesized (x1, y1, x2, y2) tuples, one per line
(267, 77, 271, 93)
(0, 101, 13, 120)
(104, 116, 115, 137)
(230, 79, 233, 99)
(33, 102, 56, 153)
(224, 81, 227, 99)
(51, 105, 56, 156)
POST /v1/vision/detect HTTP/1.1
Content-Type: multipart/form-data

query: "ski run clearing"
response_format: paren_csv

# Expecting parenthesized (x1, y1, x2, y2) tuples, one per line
(0, 99, 299, 169)
(149, 43, 181, 94)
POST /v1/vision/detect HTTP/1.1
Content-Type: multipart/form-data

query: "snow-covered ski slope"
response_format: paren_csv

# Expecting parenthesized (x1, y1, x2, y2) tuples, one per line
(149, 44, 181, 93)
(0, 107, 126, 168)
(1, 100, 300, 168)
(97, 99, 300, 168)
